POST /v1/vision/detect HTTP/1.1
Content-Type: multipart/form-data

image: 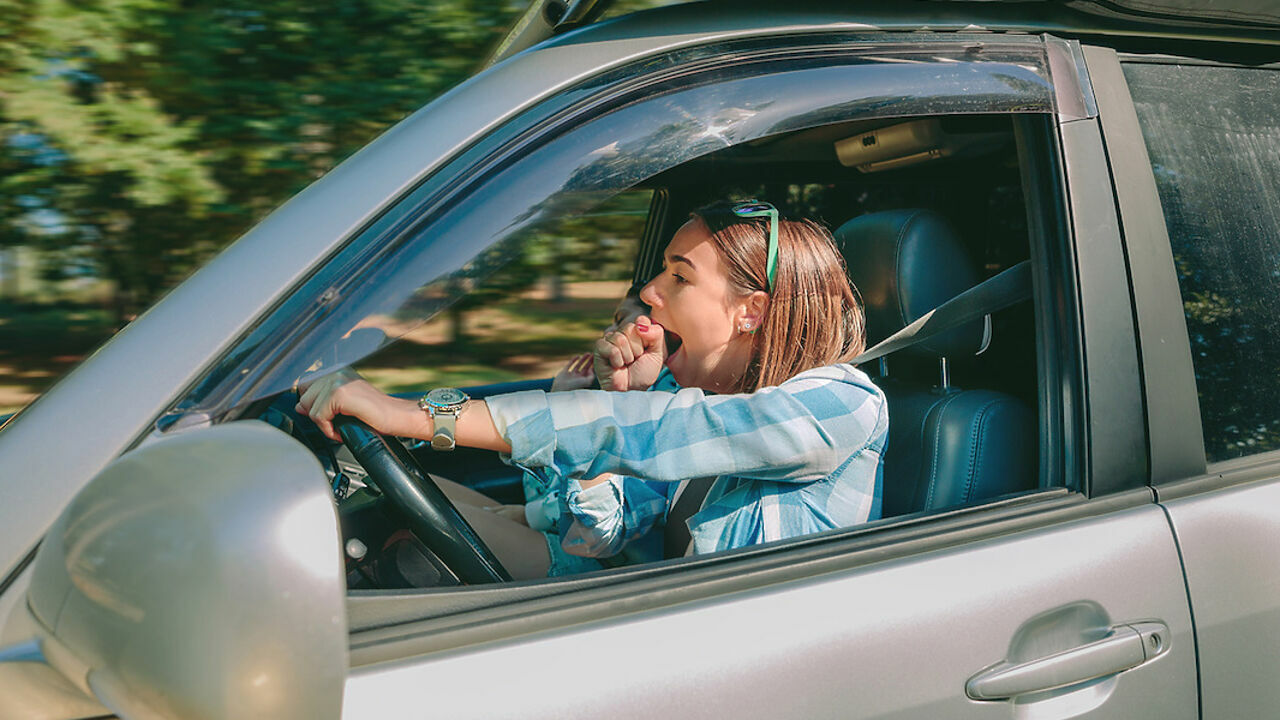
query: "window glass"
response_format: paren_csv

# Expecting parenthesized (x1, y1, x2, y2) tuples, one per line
(1124, 63, 1280, 462)
(171, 42, 1056, 418)
(354, 191, 649, 392)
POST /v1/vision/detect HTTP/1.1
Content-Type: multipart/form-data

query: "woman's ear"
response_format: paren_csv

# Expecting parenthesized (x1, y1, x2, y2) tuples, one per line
(737, 290, 770, 333)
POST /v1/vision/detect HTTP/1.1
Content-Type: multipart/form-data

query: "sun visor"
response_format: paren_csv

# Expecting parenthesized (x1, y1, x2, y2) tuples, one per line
(835, 119, 1006, 174)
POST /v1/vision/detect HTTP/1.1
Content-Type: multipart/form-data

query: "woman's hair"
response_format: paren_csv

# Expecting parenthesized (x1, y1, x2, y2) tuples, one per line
(692, 201, 865, 392)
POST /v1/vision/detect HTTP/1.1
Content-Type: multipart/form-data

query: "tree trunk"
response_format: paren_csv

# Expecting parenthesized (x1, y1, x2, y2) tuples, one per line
(0, 247, 17, 300)
(449, 303, 467, 347)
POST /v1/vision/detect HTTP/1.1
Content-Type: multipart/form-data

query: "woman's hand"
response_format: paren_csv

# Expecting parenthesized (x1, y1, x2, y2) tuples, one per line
(593, 316, 667, 391)
(295, 368, 421, 442)
(551, 353, 595, 391)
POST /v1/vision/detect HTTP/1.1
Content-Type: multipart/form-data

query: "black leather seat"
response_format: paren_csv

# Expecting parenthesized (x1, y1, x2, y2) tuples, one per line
(836, 209, 1036, 517)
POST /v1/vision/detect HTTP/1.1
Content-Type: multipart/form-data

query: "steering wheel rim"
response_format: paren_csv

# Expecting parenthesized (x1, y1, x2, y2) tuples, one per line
(333, 416, 512, 584)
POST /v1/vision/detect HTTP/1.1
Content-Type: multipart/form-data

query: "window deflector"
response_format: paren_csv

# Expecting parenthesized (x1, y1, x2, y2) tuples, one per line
(174, 38, 1063, 422)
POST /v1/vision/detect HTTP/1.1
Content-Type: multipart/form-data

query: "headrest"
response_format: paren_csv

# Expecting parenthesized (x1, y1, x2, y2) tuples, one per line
(836, 209, 986, 359)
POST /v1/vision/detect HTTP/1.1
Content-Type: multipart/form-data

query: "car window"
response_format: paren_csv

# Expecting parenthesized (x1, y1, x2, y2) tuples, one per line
(169, 38, 1077, 591)
(352, 190, 650, 394)
(1123, 62, 1280, 464)
(171, 38, 1057, 418)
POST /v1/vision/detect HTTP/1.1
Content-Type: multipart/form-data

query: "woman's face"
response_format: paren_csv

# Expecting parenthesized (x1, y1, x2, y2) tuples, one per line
(640, 219, 752, 389)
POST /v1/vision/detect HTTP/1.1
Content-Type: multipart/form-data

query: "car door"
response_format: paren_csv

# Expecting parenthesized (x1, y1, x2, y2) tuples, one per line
(309, 31, 1197, 719)
(1102, 43, 1280, 717)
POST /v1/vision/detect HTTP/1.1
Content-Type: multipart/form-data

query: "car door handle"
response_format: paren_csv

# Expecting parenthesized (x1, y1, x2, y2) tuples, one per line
(966, 621, 1170, 700)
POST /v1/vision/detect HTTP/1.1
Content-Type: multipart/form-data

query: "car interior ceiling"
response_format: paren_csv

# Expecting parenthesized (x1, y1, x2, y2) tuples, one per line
(288, 112, 1045, 590)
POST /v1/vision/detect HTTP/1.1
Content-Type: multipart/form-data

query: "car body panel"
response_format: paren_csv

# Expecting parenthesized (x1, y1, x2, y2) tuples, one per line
(343, 504, 1195, 719)
(1160, 471, 1280, 718)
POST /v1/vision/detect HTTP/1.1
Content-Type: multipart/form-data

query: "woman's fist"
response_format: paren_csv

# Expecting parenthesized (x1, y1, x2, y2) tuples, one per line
(592, 316, 667, 391)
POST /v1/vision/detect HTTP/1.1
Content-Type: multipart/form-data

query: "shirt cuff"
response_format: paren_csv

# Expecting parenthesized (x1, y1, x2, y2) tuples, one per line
(484, 390, 557, 468)
(524, 490, 560, 532)
(564, 475, 623, 527)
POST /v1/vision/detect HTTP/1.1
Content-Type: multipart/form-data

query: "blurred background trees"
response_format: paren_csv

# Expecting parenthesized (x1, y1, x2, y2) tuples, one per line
(0, 0, 524, 320)
(0, 0, 667, 412)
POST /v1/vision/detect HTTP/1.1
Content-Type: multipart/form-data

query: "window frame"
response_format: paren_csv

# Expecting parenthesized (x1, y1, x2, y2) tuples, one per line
(331, 35, 1156, 647)
(175, 33, 1067, 423)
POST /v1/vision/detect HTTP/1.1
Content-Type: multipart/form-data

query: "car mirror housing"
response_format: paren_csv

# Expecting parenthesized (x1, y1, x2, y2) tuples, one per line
(19, 421, 348, 719)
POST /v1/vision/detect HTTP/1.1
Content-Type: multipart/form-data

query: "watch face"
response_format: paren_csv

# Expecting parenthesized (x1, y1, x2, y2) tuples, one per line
(426, 387, 468, 407)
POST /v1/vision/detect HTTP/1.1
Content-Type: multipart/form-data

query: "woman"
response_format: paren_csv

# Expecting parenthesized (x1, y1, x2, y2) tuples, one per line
(299, 200, 888, 579)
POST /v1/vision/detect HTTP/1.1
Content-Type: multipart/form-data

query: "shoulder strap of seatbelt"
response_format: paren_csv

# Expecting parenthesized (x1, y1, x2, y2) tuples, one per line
(663, 476, 716, 560)
(853, 260, 1032, 366)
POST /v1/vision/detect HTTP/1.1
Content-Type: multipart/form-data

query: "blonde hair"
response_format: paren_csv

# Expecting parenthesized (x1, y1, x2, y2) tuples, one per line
(693, 202, 865, 392)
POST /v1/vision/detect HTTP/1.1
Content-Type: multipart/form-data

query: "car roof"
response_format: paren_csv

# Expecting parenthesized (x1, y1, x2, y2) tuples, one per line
(592, 0, 1280, 31)
(516, 0, 1280, 62)
(488, 0, 1280, 68)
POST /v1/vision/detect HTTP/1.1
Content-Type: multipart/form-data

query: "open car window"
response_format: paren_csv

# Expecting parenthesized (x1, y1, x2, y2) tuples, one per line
(161, 35, 1076, 599)
(167, 36, 1061, 422)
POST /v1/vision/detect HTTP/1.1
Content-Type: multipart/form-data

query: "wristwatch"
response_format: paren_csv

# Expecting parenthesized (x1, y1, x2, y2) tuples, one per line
(418, 387, 470, 451)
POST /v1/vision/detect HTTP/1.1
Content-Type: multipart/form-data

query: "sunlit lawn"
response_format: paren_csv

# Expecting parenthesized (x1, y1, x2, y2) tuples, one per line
(0, 280, 628, 415)
(356, 280, 625, 394)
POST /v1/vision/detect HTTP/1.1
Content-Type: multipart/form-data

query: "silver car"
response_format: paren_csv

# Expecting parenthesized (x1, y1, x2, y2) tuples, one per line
(3, 1, 1278, 717)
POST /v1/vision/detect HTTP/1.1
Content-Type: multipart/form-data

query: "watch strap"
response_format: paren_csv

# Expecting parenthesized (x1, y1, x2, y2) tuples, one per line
(431, 412, 458, 451)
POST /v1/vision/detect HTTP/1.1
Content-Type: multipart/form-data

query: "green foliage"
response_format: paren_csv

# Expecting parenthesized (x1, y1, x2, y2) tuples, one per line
(0, 0, 525, 317)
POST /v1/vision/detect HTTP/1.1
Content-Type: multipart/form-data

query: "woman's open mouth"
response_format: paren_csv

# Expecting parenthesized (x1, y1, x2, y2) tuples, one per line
(663, 329, 683, 365)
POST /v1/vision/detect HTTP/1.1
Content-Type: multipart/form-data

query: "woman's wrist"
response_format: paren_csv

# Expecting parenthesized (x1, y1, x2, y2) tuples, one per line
(386, 396, 434, 439)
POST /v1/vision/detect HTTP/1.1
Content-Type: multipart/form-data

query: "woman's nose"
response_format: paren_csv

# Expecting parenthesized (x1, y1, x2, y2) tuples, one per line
(639, 280, 661, 308)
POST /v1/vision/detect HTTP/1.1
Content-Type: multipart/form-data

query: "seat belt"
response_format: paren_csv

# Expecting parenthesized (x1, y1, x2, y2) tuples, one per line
(853, 260, 1032, 366)
(663, 476, 715, 559)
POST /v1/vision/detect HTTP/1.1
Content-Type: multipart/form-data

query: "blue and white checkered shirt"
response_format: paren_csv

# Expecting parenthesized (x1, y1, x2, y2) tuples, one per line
(485, 363, 887, 560)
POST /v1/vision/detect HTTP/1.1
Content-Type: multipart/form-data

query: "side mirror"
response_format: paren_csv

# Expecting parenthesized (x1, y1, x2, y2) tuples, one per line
(22, 421, 347, 719)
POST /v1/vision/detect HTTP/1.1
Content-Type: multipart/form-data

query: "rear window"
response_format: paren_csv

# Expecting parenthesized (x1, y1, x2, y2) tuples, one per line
(1124, 61, 1280, 463)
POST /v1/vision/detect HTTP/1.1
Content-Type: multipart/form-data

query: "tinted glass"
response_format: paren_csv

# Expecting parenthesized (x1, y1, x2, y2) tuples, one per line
(1124, 62, 1280, 462)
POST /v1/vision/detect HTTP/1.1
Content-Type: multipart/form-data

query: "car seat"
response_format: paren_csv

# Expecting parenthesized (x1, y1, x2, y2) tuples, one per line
(836, 209, 1036, 518)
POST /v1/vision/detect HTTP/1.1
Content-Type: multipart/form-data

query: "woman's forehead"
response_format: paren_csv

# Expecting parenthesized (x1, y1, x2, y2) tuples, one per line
(666, 220, 721, 270)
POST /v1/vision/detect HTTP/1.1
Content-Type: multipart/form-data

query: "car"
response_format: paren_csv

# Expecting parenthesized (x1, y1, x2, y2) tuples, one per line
(2, 0, 1280, 717)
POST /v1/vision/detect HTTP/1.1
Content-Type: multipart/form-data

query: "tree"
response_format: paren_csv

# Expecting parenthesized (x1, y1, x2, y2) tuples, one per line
(0, 0, 524, 319)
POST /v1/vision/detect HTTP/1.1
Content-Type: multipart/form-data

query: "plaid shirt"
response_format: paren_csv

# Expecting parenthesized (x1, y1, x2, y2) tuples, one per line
(486, 363, 888, 560)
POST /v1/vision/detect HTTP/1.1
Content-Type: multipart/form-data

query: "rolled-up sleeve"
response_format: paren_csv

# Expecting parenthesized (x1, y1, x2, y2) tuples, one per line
(559, 475, 667, 558)
(484, 366, 885, 485)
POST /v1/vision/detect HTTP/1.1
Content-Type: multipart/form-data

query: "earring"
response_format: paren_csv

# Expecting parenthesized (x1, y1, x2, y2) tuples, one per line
(740, 321, 756, 334)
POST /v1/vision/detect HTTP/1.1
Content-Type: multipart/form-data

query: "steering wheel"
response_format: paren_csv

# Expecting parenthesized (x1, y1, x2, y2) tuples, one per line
(333, 416, 512, 584)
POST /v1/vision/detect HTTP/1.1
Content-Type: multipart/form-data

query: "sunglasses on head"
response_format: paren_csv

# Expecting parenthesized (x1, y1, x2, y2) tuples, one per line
(730, 201, 779, 291)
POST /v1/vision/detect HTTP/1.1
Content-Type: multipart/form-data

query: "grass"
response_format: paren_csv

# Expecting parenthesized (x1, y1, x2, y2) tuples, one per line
(355, 282, 625, 393)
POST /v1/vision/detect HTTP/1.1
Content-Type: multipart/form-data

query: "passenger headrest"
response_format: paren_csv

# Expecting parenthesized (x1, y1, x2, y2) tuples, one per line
(836, 209, 986, 359)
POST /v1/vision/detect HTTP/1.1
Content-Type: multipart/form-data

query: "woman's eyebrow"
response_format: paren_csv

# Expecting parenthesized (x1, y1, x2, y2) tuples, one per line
(668, 254, 696, 270)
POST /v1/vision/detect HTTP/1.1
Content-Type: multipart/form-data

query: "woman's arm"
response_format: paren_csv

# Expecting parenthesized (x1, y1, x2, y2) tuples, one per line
(296, 370, 511, 452)
(298, 363, 886, 487)
(487, 363, 887, 485)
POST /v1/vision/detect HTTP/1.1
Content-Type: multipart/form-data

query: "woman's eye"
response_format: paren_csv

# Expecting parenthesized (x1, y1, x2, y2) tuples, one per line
(672, 273, 687, 284)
